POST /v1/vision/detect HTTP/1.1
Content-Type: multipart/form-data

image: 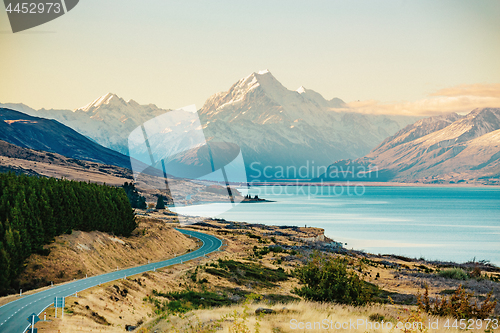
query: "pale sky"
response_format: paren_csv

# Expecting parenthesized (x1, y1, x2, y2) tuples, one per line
(1, 0, 499, 114)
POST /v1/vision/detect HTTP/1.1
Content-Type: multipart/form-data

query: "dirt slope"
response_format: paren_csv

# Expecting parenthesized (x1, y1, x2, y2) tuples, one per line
(19, 217, 197, 290)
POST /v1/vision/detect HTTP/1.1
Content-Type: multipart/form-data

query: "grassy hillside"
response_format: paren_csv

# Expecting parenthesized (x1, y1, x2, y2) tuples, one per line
(17, 218, 197, 291)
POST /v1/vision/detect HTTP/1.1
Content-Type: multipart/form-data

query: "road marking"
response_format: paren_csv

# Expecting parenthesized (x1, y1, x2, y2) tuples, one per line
(0, 230, 220, 332)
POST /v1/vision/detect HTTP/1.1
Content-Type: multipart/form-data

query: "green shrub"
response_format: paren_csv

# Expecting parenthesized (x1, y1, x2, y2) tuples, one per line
(252, 246, 270, 257)
(438, 268, 468, 280)
(205, 268, 229, 278)
(269, 246, 284, 253)
(293, 252, 371, 306)
(189, 267, 199, 282)
(439, 289, 456, 295)
(246, 232, 261, 240)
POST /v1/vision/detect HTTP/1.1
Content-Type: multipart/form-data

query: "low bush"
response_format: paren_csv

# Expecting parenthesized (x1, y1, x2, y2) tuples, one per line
(252, 246, 270, 257)
(438, 268, 468, 280)
(417, 284, 497, 319)
(269, 245, 284, 253)
(150, 290, 232, 314)
(205, 259, 288, 288)
(293, 252, 371, 306)
(246, 232, 261, 240)
(368, 313, 386, 322)
(205, 268, 229, 278)
(189, 268, 198, 282)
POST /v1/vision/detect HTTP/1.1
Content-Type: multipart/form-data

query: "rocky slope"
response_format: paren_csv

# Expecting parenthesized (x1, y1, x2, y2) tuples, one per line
(0, 139, 135, 183)
(19, 218, 197, 290)
(319, 108, 500, 184)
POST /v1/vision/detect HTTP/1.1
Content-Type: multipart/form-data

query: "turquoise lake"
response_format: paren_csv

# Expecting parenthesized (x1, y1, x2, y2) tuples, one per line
(178, 186, 500, 265)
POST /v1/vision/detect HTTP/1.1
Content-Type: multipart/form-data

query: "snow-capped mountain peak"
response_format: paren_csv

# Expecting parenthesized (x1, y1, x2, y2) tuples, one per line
(235, 69, 286, 94)
(371, 112, 463, 154)
(199, 70, 420, 175)
(9, 93, 172, 155)
(200, 70, 294, 121)
(77, 93, 126, 112)
(297, 86, 307, 94)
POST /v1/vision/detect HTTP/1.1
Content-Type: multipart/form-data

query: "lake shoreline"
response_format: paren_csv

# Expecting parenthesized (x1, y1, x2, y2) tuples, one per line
(210, 186, 500, 266)
(246, 181, 499, 188)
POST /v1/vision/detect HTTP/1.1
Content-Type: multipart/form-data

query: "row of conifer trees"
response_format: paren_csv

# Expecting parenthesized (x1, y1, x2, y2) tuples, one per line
(0, 172, 137, 295)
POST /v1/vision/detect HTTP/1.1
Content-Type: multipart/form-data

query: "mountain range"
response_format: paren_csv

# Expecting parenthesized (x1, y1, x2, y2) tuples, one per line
(0, 108, 132, 169)
(1, 71, 499, 184)
(1, 94, 169, 156)
(318, 108, 500, 184)
(1, 70, 419, 180)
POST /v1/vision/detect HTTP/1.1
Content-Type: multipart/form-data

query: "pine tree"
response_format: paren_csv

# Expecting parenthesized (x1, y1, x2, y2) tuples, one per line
(155, 196, 166, 209)
(121, 182, 147, 209)
(0, 247, 10, 292)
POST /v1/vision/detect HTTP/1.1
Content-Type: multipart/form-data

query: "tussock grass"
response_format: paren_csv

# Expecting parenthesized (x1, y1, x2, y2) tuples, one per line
(145, 300, 469, 333)
(205, 259, 289, 288)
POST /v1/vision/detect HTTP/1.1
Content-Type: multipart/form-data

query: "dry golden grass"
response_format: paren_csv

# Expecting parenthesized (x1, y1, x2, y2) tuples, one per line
(145, 300, 483, 333)
(17, 218, 197, 289)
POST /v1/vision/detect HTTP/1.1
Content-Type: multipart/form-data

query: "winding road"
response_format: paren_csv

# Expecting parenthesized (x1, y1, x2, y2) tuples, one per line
(0, 228, 222, 333)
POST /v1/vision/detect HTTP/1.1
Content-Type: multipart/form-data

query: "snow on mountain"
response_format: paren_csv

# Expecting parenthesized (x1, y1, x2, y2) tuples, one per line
(321, 108, 500, 183)
(296, 85, 345, 108)
(416, 128, 500, 182)
(411, 108, 500, 148)
(1, 71, 420, 180)
(78, 92, 126, 112)
(200, 70, 419, 179)
(1, 94, 170, 155)
(371, 112, 463, 155)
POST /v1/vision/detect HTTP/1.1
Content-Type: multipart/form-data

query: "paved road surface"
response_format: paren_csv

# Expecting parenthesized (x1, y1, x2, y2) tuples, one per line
(0, 228, 222, 333)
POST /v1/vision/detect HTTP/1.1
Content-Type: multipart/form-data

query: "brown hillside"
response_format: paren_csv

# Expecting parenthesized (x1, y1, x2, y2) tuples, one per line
(18, 217, 197, 291)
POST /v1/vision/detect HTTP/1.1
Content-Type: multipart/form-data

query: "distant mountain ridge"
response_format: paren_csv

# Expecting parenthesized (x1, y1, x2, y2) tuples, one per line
(1, 94, 170, 155)
(2, 79, 498, 183)
(0, 108, 132, 169)
(318, 108, 500, 184)
(372, 113, 463, 154)
(1, 71, 420, 180)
